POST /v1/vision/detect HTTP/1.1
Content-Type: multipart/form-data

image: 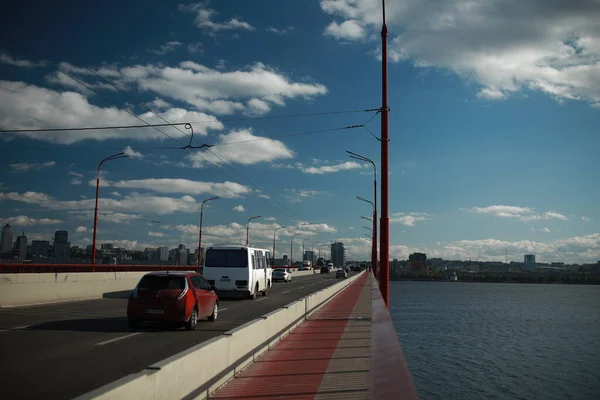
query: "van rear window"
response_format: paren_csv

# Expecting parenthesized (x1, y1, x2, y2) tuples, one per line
(205, 249, 248, 268)
(138, 275, 185, 290)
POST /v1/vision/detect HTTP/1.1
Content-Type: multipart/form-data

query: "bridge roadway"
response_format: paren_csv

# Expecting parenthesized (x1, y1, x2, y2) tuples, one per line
(0, 271, 353, 400)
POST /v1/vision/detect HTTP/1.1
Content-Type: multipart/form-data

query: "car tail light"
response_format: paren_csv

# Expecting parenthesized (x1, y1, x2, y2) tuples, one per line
(176, 279, 189, 300)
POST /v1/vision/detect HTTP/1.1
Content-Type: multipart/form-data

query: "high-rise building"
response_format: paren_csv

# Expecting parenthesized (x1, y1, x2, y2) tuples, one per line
(330, 242, 346, 267)
(408, 252, 428, 272)
(17, 232, 27, 261)
(53, 230, 70, 261)
(524, 254, 536, 270)
(1, 224, 13, 254)
(158, 247, 169, 261)
(31, 240, 50, 257)
(303, 250, 316, 263)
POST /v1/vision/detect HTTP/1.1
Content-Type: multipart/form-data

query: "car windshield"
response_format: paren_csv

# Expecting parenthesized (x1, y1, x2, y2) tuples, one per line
(138, 275, 186, 290)
(205, 249, 248, 268)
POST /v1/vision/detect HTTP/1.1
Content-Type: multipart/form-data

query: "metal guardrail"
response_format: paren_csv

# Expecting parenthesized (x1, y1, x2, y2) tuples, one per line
(0, 264, 196, 274)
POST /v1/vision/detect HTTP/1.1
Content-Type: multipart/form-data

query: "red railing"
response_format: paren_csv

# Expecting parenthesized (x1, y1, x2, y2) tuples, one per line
(0, 263, 196, 274)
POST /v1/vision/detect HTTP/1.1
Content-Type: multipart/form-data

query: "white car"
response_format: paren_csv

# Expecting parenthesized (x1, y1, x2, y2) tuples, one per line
(272, 268, 292, 282)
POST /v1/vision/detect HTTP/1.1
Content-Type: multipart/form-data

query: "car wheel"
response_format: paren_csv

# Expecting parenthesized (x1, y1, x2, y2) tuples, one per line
(208, 302, 218, 321)
(185, 307, 198, 331)
(128, 318, 141, 330)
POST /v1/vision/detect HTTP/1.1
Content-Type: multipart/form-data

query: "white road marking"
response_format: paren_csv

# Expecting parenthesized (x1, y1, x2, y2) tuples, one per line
(255, 298, 267, 302)
(281, 290, 291, 294)
(0, 324, 32, 333)
(298, 286, 305, 289)
(219, 308, 228, 312)
(95, 332, 142, 346)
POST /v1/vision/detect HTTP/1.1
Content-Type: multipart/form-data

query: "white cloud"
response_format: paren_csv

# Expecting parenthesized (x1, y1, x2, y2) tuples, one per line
(464, 205, 568, 221)
(0, 52, 41, 68)
(266, 26, 295, 35)
(0, 215, 63, 227)
(9, 161, 56, 172)
(283, 189, 328, 203)
(178, 3, 255, 32)
(91, 178, 251, 198)
(123, 145, 144, 159)
(148, 231, 165, 237)
(582, 216, 592, 222)
(539, 227, 551, 233)
(68, 210, 142, 224)
(184, 128, 295, 167)
(300, 161, 369, 174)
(264, 217, 277, 221)
(147, 98, 171, 110)
(0, 191, 206, 216)
(0, 81, 224, 144)
(68, 171, 83, 178)
(390, 212, 432, 227)
(149, 41, 182, 55)
(70, 178, 82, 185)
(324, 20, 365, 41)
(187, 41, 203, 53)
(75, 226, 88, 233)
(110, 191, 122, 197)
(233, 204, 245, 212)
(320, 0, 600, 108)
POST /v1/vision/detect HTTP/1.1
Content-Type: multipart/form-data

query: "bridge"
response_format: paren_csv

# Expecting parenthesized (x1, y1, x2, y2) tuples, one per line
(0, 265, 417, 399)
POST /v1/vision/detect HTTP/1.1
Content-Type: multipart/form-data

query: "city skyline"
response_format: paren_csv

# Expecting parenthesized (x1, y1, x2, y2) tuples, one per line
(0, 0, 599, 264)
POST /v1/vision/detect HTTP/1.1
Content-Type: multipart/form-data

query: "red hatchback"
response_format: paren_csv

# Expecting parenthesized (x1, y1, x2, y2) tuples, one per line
(127, 271, 219, 330)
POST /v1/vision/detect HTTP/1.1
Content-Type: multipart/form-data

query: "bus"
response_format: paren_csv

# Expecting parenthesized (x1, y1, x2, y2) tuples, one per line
(202, 245, 272, 300)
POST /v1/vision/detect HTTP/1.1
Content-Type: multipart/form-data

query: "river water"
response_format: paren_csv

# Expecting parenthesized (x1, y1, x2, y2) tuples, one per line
(389, 281, 600, 400)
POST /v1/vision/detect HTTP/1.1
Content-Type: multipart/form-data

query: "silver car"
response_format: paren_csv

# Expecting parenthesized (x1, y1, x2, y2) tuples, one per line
(336, 269, 347, 279)
(272, 268, 292, 282)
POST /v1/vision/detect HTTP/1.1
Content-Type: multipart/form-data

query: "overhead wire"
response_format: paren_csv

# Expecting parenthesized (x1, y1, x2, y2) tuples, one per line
(77, 64, 308, 223)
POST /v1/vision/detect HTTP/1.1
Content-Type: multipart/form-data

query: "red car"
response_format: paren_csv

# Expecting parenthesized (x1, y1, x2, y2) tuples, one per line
(127, 271, 219, 330)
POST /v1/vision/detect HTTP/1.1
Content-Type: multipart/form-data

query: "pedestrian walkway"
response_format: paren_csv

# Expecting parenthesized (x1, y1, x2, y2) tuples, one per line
(210, 273, 372, 399)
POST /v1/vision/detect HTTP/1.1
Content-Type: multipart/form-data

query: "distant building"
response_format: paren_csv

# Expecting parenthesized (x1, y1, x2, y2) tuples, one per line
(524, 254, 536, 270)
(53, 230, 70, 261)
(408, 252, 429, 273)
(0, 224, 13, 254)
(303, 250, 316, 263)
(32, 240, 50, 257)
(158, 247, 169, 262)
(16, 232, 27, 261)
(331, 242, 346, 267)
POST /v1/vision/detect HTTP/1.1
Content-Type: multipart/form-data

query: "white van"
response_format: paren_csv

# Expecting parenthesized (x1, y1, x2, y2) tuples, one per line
(202, 245, 272, 300)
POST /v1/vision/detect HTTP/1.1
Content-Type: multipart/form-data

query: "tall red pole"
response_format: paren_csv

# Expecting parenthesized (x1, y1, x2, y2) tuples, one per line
(197, 206, 204, 269)
(373, 165, 378, 279)
(380, 0, 390, 308)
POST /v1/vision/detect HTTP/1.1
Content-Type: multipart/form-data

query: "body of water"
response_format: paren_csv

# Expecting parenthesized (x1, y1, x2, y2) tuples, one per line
(390, 281, 600, 400)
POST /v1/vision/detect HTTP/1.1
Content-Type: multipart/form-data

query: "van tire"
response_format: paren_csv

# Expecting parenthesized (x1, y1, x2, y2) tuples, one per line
(250, 284, 258, 300)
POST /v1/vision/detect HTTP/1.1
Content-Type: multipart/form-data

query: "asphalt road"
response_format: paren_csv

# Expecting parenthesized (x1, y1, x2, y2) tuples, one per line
(0, 271, 355, 400)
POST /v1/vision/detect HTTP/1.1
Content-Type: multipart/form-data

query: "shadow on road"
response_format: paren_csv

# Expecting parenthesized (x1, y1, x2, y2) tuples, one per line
(102, 290, 133, 299)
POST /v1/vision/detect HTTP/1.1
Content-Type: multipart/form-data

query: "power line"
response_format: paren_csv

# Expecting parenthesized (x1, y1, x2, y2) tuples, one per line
(0, 122, 189, 134)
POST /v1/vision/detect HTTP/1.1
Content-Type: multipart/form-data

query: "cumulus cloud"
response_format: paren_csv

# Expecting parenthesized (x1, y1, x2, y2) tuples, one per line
(283, 189, 328, 203)
(184, 128, 295, 167)
(0, 190, 205, 216)
(9, 161, 56, 172)
(148, 41, 182, 55)
(0, 52, 41, 68)
(233, 204, 245, 212)
(178, 2, 255, 33)
(0, 215, 63, 226)
(148, 231, 165, 237)
(75, 226, 88, 233)
(0, 81, 224, 144)
(320, 0, 600, 108)
(123, 146, 144, 159)
(390, 212, 432, 227)
(91, 177, 251, 198)
(300, 161, 369, 174)
(464, 205, 568, 221)
(266, 26, 295, 35)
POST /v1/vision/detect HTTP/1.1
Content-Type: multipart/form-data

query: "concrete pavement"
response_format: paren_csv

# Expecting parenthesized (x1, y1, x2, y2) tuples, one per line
(0, 272, 353, 400)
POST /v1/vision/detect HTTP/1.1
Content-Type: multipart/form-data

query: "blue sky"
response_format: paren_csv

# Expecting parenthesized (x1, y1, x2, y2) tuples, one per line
(1, 0, 599, 263)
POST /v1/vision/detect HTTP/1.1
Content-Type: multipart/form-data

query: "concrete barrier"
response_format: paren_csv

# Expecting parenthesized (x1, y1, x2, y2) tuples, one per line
(75, 271, 364, 400)
(0, 271, 167, 308)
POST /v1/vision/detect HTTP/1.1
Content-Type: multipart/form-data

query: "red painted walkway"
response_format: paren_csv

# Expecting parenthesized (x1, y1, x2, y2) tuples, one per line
(210, 273, 372, 399)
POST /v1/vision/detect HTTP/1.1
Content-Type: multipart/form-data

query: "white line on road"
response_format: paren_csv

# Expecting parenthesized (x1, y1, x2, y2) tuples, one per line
(96, 332, 142, 346)
(281, 290, 291, 294)
(298, 286, 305, 289)
(0, 325, 32, 333)
(255, 298, 267, 302)
(219, 308, 228, 312)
